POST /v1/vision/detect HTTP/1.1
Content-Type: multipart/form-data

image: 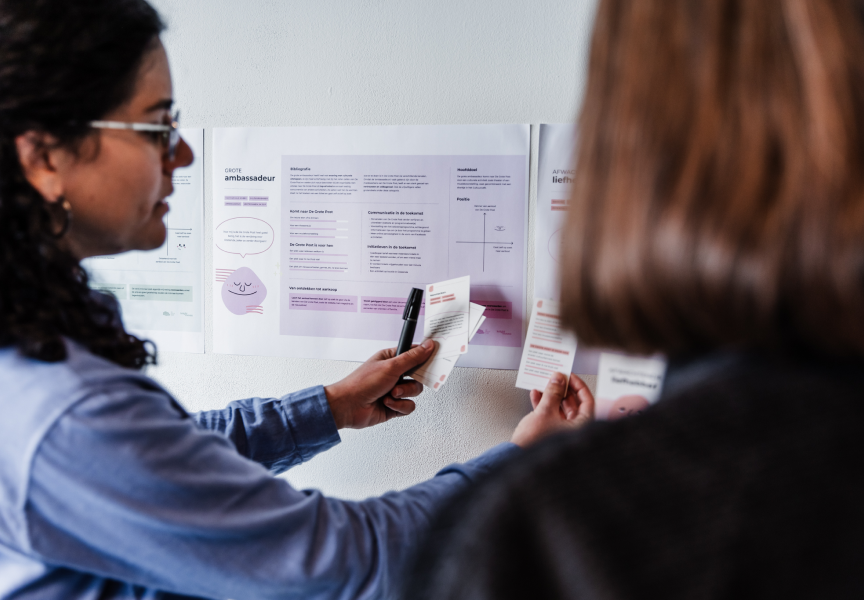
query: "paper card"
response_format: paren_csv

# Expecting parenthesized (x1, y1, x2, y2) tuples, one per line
(424, 276, 471, 357)
(515, 298, 577, 391)
(412, 302, 486, 391)
(471, 315, 486, 339)
(595, 352, 667, 420)
(410, 346, 458, 391)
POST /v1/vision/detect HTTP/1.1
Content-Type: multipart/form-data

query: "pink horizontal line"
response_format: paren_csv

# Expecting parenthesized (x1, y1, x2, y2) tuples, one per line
(290, 253, 348, 256)
(289, 227, 336, 230)
(290, 261, 347, 264)
(290, 235, 336, 238)
(551, 207, 568, 211)
(522, 371, 549, 379)
(289, 268, 347, 271)
(291, 219, 336, 222)
(526, 364, 556, 374)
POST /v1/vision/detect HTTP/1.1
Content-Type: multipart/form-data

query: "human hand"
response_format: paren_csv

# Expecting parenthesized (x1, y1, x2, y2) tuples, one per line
(324, 339, 436, 429)
(510, 372, 594, 447)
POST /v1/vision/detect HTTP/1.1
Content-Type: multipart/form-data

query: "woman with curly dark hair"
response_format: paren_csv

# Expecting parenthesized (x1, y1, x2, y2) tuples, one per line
(0, 1, 582, 598)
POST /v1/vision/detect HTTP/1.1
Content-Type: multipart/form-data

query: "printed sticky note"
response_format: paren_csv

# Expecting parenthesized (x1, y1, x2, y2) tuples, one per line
(515, 298, 577, 391)
(424, 276, 471, 357)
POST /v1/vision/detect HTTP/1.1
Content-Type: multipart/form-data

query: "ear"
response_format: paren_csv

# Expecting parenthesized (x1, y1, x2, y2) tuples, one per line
(15, 131, 66, 203)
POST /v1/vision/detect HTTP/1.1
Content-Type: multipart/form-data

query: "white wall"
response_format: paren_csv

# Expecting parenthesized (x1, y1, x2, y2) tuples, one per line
(146, 0, 599, 500)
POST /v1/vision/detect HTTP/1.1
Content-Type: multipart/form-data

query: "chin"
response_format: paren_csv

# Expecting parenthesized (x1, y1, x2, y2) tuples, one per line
(135, 224, 168, 251)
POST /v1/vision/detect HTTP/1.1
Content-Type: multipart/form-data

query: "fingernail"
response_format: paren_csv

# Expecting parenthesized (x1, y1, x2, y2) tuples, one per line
(551, 372, 565, 385)
(421, 339, 434, 350)
(392, 387, 403, 398)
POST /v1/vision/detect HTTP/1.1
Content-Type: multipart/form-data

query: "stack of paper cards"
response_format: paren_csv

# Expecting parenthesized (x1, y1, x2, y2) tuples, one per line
(595, 352, 666, 420)
(411, 276, 486, 391)
(515, 298, 578, 391)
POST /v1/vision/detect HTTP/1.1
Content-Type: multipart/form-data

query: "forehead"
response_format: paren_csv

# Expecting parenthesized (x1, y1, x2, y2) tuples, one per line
(116, 40, 173, 117)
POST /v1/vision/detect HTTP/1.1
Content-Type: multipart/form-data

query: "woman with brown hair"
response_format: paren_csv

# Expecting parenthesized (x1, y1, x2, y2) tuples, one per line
(404, 0, 864, 597)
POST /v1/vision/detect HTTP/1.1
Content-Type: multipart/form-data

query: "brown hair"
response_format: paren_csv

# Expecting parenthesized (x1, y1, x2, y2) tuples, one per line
(561, 0, 864, 358)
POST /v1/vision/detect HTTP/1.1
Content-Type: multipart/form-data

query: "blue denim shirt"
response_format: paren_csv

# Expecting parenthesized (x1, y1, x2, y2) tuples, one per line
(0, 341, 519, 599)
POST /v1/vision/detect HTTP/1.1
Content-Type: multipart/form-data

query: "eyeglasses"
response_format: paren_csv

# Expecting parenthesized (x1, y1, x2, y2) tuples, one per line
(88, 110, 181, 160)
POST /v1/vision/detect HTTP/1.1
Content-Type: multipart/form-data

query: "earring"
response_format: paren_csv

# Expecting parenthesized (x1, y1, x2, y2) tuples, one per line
(51, 197, 72, 239)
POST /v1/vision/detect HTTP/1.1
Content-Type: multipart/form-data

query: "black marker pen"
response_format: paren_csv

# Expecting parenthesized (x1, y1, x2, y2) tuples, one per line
(396, 288, 424, 356)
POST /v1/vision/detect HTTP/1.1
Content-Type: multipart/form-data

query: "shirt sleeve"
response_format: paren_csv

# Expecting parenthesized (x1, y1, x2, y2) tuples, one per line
(25, 382, 520, 600)
(190, 385, 341, 473)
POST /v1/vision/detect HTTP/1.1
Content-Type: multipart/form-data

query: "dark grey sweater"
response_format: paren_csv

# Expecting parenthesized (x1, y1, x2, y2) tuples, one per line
(404, 352, 864, 599)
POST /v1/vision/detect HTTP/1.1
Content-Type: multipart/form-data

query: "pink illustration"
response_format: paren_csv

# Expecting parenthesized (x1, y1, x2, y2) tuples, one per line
(221, 266, 267, 316)
(607, 394, 650, 420)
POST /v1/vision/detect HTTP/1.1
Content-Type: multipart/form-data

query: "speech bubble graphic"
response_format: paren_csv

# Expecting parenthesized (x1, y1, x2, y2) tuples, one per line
(215, 217, 274, 258)
(221, 266, 267, 315)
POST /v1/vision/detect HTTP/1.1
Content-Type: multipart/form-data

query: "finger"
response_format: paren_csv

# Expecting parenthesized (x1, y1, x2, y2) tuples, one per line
(561, 388, 579, 420)
(570, 375, 595, 421)
(383, 397, 417, 417)
(388, 339, 436, 374)
(371, 347, 397, 362)
(569, 374, 595, 422)
(536, 372, 568, 416)
(391, 379, 424, 399)
(529, 389, 542, 410)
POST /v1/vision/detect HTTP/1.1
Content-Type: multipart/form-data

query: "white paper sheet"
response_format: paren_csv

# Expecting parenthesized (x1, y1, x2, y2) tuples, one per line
(412, 301, 486, 391)
(83, 128, 205, 353)
(424, 276, 471, 357)
(536, 123, 600, 374)
(515, 298, 577, 391)
(212, 125, 529, 368)
(595, 352, 667, 420)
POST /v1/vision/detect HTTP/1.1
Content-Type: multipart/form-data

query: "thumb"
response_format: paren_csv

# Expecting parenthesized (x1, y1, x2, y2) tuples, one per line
(536, 372, 567, 416)
(389, 339, 436, 373)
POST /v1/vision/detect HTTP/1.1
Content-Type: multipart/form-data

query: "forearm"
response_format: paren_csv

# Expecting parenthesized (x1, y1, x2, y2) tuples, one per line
(192, 385, 340, 472)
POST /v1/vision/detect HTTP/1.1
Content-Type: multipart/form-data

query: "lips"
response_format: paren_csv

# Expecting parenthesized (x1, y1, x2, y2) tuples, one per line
(154, 199, 170, 216)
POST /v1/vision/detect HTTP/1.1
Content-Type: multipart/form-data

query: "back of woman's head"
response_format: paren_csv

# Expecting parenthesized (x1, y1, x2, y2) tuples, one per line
(562, 0, 864, 359)
(0, 0, 163, 367)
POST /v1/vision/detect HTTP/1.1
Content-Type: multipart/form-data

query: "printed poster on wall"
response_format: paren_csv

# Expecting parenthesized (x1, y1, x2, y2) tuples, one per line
(537, 124, 669, 382)
(536, 123, 600, 374)
(84, 128, 205, 354)
(211, 124, 530, 369)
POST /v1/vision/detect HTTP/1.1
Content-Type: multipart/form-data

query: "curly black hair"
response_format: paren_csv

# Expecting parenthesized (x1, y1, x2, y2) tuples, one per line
(0, 0, 164, 368)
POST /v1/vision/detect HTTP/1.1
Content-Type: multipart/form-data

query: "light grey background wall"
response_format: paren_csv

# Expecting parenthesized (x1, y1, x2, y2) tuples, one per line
(146, 0, 599, 500)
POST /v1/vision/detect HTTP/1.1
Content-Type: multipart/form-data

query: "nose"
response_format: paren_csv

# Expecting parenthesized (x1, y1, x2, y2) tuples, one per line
(239, 283, 246, 292)
(164, 135, 194, 172)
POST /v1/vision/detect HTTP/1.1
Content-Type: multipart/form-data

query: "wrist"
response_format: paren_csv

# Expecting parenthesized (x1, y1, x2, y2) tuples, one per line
(323, 384, 348, 429)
